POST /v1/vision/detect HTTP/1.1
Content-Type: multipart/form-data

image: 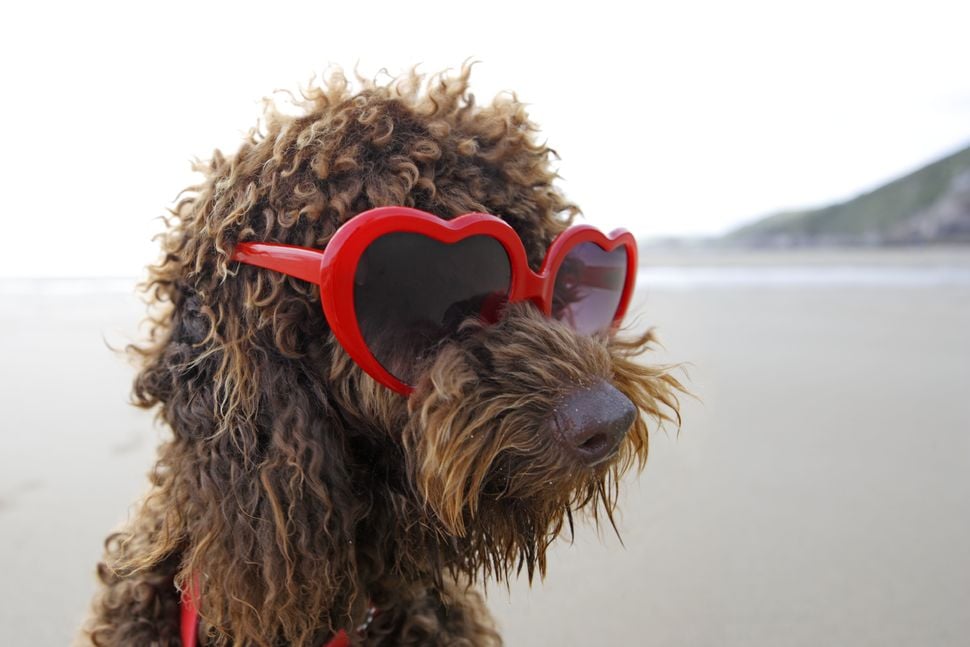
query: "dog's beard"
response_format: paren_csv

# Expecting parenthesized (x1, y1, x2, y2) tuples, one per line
(399, 303, 682, 583)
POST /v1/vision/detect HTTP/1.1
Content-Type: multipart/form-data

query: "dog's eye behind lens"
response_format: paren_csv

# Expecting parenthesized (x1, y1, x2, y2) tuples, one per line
(354, 232, 512, 384)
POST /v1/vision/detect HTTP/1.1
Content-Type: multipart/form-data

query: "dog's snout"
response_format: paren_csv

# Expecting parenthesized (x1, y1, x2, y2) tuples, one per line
(551, 380, 637, 466)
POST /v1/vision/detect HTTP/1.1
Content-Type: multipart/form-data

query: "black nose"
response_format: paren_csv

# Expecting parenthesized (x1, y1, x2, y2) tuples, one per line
(551, 380, 637, 466)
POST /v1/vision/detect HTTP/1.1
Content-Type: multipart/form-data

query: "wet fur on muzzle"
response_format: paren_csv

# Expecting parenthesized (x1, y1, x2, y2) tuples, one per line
(398, 302, 682, 581)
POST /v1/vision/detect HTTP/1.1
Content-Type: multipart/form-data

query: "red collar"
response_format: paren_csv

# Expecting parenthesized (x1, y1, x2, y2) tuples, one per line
(180, 575, 372, 647)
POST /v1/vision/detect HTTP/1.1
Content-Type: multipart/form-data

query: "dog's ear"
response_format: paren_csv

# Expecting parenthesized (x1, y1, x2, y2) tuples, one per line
(127, 274, 365, 644)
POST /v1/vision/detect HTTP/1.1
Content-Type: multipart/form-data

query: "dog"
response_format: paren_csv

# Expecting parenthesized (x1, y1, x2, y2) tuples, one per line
(81, 64, 682, 646)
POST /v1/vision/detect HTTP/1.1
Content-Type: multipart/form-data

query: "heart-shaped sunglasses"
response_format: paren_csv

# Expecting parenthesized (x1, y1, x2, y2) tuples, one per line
(231, 206, 637, 395)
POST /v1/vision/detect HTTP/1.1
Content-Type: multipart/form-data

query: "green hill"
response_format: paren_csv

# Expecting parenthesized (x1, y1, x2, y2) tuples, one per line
(725, 143, 970, 246)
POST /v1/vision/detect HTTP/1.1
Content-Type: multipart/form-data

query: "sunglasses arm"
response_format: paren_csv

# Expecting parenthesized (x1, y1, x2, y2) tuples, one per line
(231, 242, 325, 285)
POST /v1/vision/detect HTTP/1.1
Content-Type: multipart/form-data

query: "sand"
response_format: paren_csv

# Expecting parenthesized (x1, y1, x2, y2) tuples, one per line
(1, 250, 968, 645)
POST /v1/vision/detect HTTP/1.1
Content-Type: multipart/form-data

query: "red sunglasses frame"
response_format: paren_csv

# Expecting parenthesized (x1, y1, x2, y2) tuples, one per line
(231, 206, 638, 395)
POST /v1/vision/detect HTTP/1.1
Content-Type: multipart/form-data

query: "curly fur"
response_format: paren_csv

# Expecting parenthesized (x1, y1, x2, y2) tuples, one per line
(80, 63, 683, 646)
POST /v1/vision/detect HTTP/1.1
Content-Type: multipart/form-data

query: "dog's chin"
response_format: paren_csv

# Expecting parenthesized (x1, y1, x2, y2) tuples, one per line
(435, 473, 619, 583)
(421, 446, 628, 581)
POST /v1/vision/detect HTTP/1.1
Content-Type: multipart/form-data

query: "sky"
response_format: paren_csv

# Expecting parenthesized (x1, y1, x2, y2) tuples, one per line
(2, 0, 969, 277)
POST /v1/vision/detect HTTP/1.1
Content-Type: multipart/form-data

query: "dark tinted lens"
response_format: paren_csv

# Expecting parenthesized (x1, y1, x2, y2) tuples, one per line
(552, 243, 628, 335)
(354, 232, 511, 384)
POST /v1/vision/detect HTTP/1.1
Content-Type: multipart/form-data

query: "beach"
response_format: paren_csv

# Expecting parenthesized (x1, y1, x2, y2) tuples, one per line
(1, 249, 968, 645)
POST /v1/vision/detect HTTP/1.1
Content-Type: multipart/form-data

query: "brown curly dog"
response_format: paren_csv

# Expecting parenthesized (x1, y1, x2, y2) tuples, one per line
(80, 64, 682, 646)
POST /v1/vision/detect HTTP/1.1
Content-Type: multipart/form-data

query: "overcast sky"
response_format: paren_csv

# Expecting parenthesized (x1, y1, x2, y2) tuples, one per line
(2, 0, 969, 277)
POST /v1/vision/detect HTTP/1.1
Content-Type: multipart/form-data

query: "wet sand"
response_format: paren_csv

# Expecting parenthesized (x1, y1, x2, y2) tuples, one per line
(1, 250, 968, 645)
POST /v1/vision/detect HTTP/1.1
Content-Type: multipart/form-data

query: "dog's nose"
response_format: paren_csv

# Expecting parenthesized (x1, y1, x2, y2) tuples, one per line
(551, 380, 637, 466)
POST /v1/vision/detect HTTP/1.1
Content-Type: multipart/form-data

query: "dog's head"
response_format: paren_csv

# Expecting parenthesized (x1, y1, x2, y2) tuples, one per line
(128, 64, 681, 642)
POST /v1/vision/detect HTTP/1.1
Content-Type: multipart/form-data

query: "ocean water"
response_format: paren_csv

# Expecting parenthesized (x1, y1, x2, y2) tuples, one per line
(0, 277, 139, 296)
(638, 264, 970, 288)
